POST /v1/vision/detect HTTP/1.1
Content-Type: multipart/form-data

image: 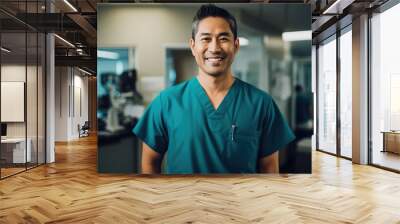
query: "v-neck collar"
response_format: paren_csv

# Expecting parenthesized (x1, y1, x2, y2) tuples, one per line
(192, 76, 238, 118)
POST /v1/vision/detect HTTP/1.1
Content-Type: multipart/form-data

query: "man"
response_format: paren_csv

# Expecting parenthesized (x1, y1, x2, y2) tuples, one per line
(133, 4, 295, 174)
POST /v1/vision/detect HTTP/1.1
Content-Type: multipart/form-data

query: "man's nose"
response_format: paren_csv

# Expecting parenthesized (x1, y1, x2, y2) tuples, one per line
(208, 39, 222, 52)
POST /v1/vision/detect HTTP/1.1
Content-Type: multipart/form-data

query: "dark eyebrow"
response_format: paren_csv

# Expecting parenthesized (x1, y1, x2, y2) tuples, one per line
(198, 32, 232, 37)
(199, 33, 211, 37)
(218, 32, 231, 37)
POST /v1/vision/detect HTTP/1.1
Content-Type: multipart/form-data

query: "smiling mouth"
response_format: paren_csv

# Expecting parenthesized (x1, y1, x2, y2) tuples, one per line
(205, 56, 225, 62)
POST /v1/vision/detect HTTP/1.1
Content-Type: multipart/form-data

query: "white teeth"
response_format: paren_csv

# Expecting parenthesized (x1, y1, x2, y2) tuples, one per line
(207, 58, 222, 62)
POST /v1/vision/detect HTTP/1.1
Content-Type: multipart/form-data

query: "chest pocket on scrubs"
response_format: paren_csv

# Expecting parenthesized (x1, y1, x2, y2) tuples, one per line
(226, 128, 261, 172)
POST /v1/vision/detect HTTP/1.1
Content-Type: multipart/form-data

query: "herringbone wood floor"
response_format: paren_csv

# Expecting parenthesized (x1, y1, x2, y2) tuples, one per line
(1, 135, 400, 223)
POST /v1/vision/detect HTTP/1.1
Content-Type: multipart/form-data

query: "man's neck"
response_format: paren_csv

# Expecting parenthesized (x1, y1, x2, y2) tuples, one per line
(197, 72, 235, 95)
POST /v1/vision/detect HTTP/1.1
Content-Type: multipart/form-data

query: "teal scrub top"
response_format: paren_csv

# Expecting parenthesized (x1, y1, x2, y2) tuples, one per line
(133, 77, 295, 174)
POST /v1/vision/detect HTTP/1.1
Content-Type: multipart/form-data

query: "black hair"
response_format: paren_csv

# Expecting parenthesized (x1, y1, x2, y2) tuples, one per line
(191, 4, 237, 40)
(295, 84, 303, 92)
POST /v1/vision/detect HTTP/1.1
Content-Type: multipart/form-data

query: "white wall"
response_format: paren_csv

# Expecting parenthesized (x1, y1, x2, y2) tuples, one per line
(98, 5, 196, 102)
(55, 66, 68, 141)
(55, 67, 89, 141)
(1, 65, 26, 140)
(98, 5, 195, 77)
(1, 65, 37, 138)
(1, 63, 46, 163)
(98, 5, 258, 103)
(72, 73, 89, 138)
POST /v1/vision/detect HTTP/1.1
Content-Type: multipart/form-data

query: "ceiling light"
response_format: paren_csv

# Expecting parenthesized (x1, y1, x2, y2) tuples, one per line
(98, 50, 119, 60)
(1, 47, 11, 53)
(322, 0, 354, 15)
(282, 31, 312, 42)
(78, 67, 92, 76)
(239, 37, 249, 46)
(323, 0, 341, 14)
(54, 34, 75, 48)
(63, 0, 78, 12)
(263, 35, 284, 48)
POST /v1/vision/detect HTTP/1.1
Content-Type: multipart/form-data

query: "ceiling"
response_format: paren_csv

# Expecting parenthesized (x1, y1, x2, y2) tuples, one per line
(0, 0, 99, 73)
(310, 0, 390, 43)
(0, 0, 390, 75)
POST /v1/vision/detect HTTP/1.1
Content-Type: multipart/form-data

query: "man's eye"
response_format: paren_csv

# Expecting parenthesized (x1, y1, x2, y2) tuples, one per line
(220, 37, 229, 41)
(201, 38, 211, 42)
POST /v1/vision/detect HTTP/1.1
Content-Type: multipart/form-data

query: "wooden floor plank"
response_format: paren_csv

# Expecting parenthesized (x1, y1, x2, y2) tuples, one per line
(0, 135, 399, 223)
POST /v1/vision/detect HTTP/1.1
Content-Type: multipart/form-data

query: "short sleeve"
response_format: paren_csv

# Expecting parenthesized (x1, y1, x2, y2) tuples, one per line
(259, 97, 295, 158)
(132, 94, 168, 154)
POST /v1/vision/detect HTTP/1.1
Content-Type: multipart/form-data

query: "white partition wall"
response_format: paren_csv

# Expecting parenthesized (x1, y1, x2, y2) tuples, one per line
(317, 36, 337, 154)
(54, 67, 89, 141)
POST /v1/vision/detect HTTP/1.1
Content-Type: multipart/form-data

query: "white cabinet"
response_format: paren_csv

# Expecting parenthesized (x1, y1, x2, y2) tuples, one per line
(1, 138, 31, 163)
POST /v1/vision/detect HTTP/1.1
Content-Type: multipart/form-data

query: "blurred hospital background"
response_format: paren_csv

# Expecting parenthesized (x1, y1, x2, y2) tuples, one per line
(97, 3, 311, 173)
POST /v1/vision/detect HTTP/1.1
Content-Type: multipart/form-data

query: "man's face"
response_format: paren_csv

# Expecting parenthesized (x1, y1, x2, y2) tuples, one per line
(190, 17, 239, 77)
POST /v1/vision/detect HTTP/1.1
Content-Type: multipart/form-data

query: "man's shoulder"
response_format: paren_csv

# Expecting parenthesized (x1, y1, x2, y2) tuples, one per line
(159, 79, 192, 99)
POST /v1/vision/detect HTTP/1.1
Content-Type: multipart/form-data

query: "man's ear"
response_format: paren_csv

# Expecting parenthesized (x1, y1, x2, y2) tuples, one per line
(234, 38, 240, 54)
(189, 38, 195, 56)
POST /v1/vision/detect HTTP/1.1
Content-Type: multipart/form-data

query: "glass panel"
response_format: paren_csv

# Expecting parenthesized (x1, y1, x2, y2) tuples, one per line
(27, 31, 38, 169)
(1, 30, 27, 177)
(371, 4, 400, 171)
(38, 32, 45, 165)
(340, 29, 352, 158)
(0, 1, 46, 178)
(318, 36, 337, 154)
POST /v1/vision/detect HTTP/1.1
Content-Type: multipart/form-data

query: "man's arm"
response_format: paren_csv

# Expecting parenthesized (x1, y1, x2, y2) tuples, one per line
(258, 151, 279, 173)
(141, 143, 163, 174)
